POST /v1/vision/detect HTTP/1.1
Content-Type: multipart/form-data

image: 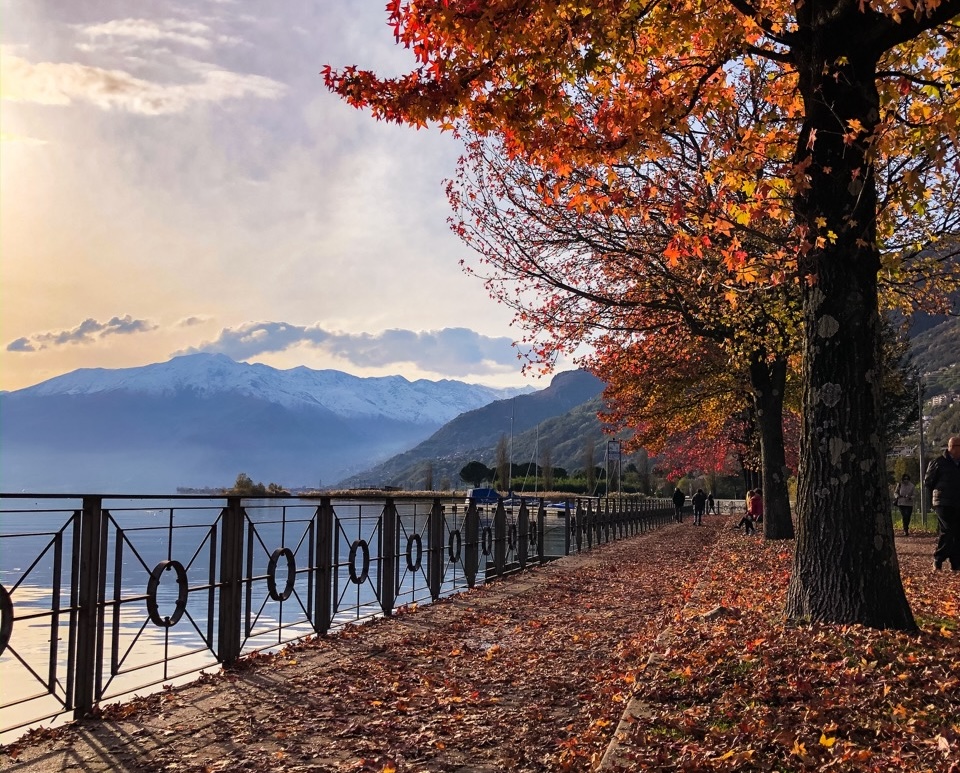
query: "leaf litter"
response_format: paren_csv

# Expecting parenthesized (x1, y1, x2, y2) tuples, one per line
(2, 517, 957, 772)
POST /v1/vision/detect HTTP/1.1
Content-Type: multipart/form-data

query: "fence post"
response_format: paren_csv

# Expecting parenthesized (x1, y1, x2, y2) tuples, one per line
(465, 501, 480, 587)
(584, 500, 593, 549)
(518, 501, 529, 571)
(428, 499, 444, 600)
(217, 496, 244, 666)
(314, 497, 334, 635)
(537, 499, 547, 565)
(73, 496, 103, 720)
(493, 501, 507, 576)
(380, 498, 398, 616)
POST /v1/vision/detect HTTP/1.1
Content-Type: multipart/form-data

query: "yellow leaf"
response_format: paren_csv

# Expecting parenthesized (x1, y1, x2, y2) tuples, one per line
(819, 733, 837, 748)
(791, 740, 807, 756)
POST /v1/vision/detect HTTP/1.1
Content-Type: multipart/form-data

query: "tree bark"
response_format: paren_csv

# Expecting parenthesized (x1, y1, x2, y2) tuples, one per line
(749, 356, 794, 540)
(785, 15, 914, 629)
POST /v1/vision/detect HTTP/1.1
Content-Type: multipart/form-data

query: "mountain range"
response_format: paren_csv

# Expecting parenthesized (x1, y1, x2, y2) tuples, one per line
(339, 370, 607, 489)
(0, 353, 534, 493)
(3, 317, 953, 495)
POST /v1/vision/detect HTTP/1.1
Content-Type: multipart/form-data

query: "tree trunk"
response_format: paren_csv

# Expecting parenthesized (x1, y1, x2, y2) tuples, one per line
(785, 26, 914, 629)
(749, 356, 794, 540)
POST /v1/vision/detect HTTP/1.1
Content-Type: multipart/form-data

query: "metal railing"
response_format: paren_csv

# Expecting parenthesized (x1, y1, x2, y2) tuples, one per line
(0, 492, 674, 740)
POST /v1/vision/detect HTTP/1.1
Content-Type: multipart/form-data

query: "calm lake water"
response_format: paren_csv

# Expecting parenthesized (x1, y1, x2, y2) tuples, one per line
(0, 495, 570, 741)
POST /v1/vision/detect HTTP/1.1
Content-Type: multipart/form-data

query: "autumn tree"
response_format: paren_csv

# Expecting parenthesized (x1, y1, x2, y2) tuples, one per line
(445, 122, 800, 538)
(325, 0, 960, 629)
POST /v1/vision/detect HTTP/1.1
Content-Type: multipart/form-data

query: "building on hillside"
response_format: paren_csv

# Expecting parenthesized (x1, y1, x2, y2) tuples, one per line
(930, 391, 958, 408)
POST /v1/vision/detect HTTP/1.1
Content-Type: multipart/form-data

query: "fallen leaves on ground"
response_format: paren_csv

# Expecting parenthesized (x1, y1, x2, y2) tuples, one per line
(606, 529, 960, 772)
(2, 520, 957, 773)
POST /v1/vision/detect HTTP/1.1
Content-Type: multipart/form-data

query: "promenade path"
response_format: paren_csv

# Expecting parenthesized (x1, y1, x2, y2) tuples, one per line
(1, 515, 725, 772)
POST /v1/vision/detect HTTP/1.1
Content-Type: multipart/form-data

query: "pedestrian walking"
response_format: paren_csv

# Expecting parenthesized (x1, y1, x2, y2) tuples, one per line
(672, 487, 686, 523)
(893, 473, 916, 537)
(707, 491, 717, 515)
(924, 436, 960, 571)
(692, 488, 707, 525)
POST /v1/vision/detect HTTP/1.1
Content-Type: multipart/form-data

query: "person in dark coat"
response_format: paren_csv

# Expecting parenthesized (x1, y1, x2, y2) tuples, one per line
(672, 487, 685, 523)
(924, 436, 960, 571)
(692, 488, 707, 525)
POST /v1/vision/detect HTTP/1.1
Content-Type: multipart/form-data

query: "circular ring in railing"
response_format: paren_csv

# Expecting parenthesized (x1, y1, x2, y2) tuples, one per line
(508, 524, 518, 551)
(0, 583, 13, 656)
(267, 547, 296, 602)
(481, 526, 493, 556)
(348, 539, 370, 585)
(448, 529, 462, 562)
(146, 560, 188, 628)
(406, 533, 423, 572)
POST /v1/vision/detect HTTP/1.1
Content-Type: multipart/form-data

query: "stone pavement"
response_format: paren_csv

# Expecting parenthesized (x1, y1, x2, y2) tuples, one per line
(1, 516, 726, 772)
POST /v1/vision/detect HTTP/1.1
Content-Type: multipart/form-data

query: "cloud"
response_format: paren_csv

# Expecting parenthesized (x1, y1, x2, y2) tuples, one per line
(7, 315, 158, 351)
(176, 315, 212, 327)
(0, 50, 286, 115)
(6, 337, 35, 352)
(82, 19, 218, 50)
(176, 322, 520, 375)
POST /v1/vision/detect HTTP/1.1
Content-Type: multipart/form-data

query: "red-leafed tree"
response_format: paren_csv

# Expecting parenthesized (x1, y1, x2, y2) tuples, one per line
(325, 0, 960, 629)
(444, 120, 801, 539)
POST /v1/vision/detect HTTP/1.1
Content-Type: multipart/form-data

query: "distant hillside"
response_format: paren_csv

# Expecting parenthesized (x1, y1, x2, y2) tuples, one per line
(339, 370, 607, 488)
(910, 317, 960, 397)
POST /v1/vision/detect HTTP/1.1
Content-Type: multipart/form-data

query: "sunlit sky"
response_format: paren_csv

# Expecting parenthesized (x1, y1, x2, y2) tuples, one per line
(0, 1, 559, 393)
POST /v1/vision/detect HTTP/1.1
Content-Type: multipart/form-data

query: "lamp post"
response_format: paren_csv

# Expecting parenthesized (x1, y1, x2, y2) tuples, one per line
(918, 379, 926, 530)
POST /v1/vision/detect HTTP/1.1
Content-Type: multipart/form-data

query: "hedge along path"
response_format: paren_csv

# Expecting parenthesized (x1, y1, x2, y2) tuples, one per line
(1, 516, 724, 773)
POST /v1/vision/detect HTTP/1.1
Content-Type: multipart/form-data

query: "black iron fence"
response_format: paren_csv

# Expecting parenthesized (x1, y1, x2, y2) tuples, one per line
(0, 493, 674, 740)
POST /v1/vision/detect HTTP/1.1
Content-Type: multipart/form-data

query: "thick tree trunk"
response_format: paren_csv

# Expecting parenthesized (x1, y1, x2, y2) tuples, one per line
(785, 24, 914, 629)
(749, 356, 794, 540)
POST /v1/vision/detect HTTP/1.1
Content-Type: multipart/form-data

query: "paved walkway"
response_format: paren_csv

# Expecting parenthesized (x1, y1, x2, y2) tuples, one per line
(2, 517, 725, 772)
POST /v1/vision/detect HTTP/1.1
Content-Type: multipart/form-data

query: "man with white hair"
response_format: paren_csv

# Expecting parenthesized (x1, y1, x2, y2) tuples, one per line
(924, 436, 960, 571)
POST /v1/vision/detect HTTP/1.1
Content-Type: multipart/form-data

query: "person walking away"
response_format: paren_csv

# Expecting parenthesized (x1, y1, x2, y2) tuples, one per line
(893, 473, 916, 537)
(924, 436, 960, 571)
(707, 491, 716, 515)
(692, 488, 707, 525)
(672, 487, 686, 523)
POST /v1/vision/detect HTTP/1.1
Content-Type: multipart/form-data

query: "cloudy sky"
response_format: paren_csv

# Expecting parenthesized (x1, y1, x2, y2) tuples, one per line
(0, 1, 553, 392)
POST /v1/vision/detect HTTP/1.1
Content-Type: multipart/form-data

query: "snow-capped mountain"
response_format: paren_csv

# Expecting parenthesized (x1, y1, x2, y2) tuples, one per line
(20, 353, 524, 424)
(0, 354, 533, 493)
